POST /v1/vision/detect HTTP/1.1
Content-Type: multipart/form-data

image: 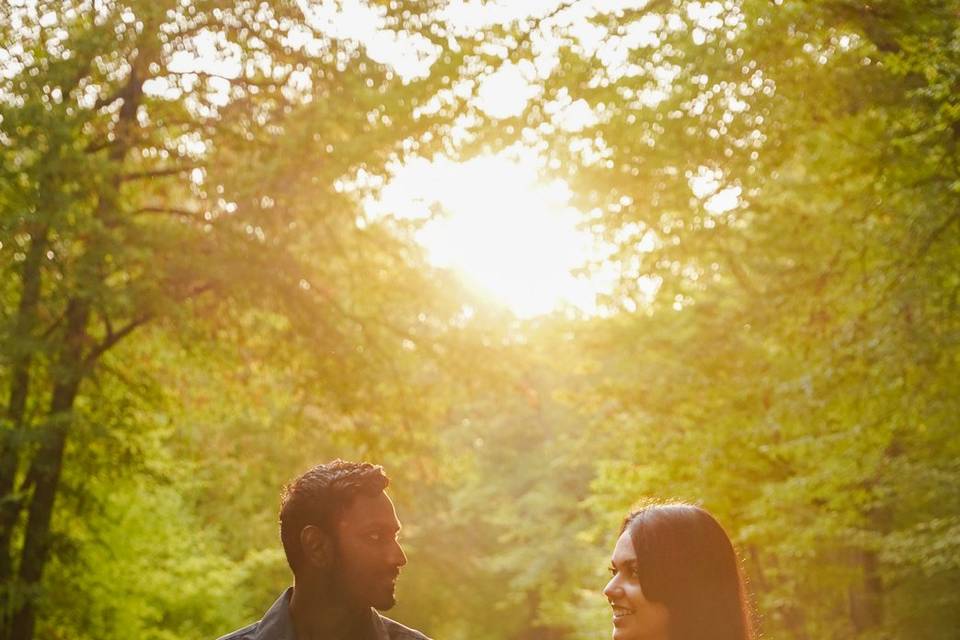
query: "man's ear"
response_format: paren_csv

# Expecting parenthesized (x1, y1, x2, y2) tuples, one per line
(300, 525, 334, 570)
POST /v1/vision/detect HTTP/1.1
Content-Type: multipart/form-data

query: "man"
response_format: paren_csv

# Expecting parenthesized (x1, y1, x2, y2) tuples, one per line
(218, 459, 430, 640)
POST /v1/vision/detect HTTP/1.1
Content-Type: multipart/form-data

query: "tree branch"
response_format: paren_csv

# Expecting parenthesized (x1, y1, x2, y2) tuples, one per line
(119, 165, 204, 181)
(93, 89, 124, 111)
(83, 314, 153, 369)
(157, 70, 287, 89)
(133, 206, 202, 218)
(913, 210, 960, 267)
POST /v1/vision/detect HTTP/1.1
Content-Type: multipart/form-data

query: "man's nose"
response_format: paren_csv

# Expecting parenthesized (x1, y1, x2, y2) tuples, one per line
(390, 539, 407, 568)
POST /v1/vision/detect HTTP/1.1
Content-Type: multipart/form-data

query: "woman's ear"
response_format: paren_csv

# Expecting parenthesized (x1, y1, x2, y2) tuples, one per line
(300, 525, 334, 570)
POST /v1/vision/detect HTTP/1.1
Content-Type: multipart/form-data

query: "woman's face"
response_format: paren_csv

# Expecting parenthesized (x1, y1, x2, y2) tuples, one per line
(603, 530, 670, 640)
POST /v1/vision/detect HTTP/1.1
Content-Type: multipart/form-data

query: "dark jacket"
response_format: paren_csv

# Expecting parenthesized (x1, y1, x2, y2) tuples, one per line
(217, 589, 430, 640)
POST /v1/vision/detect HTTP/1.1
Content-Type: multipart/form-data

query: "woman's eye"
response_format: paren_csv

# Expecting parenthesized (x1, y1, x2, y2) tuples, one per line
(608, 566, 617, 577)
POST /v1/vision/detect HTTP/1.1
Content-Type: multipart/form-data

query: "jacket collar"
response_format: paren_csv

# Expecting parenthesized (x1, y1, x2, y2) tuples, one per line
(255, 588, 388, 640)
(254, 589, 296, 640)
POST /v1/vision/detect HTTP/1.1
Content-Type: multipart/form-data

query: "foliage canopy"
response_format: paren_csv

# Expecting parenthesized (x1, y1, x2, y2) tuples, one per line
(1, 1, 958, 639)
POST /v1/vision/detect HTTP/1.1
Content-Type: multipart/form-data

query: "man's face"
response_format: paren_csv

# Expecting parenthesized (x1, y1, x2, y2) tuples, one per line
(333, 491, 407, 611)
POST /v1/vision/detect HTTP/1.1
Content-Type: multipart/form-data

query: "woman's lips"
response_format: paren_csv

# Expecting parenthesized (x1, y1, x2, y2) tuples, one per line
(612, 606, 634, 626)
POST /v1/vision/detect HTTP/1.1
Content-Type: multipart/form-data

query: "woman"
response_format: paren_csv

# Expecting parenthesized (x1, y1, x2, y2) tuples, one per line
(603, 504, 754, 640)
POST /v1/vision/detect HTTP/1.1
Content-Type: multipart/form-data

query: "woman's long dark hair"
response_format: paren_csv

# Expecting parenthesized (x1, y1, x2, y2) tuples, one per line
(621, 504, 754, 640)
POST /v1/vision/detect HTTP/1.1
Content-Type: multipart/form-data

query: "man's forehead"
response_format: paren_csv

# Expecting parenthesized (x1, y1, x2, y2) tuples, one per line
(338, 491, 401, 528)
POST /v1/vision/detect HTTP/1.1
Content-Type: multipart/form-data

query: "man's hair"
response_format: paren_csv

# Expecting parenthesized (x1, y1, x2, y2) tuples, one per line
(279, 459, 389, 573)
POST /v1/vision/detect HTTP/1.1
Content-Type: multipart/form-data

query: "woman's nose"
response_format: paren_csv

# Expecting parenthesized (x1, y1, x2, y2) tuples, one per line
(603, 576, 620, 600)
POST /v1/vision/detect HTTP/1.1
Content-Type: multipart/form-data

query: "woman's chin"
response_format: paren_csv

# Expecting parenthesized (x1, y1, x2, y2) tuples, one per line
(611, 619, 633, 640)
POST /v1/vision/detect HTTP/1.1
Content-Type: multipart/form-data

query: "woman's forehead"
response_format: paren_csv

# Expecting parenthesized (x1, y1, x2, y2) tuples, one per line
(611, 530, 636, 562)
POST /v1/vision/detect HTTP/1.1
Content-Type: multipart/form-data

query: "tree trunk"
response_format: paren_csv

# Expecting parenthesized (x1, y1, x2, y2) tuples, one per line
(849, 548, 884, 633)
(5, 299, 89, 640)
(3, 17, 158, 640)
(0, 225, 50, 640)
(0, 225, 49, 580)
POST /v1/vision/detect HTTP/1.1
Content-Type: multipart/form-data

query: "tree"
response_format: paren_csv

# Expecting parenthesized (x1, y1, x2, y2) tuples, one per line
(0, 1, 479, 637)
(441, 0, 959, 637)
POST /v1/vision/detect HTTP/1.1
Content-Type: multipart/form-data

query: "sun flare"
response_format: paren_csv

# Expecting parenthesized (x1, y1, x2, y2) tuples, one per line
(371, 154, 614, 318)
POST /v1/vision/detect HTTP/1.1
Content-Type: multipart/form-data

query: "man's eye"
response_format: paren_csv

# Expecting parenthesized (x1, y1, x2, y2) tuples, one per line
(366, 533, 382, 542)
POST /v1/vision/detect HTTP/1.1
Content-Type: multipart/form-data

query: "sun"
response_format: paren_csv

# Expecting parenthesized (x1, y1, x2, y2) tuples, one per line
(370, 153, 614, 318)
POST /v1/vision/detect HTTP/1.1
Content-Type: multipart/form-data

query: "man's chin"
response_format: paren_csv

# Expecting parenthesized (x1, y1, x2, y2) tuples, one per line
(372, 592, 397, 611)
(370, 583, 398, 611)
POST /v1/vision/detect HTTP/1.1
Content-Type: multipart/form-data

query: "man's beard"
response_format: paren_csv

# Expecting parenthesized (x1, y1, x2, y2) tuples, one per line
(325, 559, 399, 611)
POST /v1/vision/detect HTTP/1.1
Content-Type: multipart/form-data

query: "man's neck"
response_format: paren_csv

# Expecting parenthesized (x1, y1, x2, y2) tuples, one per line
(288, 580, 369, 640)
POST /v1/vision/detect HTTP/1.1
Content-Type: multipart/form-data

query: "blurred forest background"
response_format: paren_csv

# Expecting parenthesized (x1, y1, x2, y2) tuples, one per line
(1, 1, 958, 639)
